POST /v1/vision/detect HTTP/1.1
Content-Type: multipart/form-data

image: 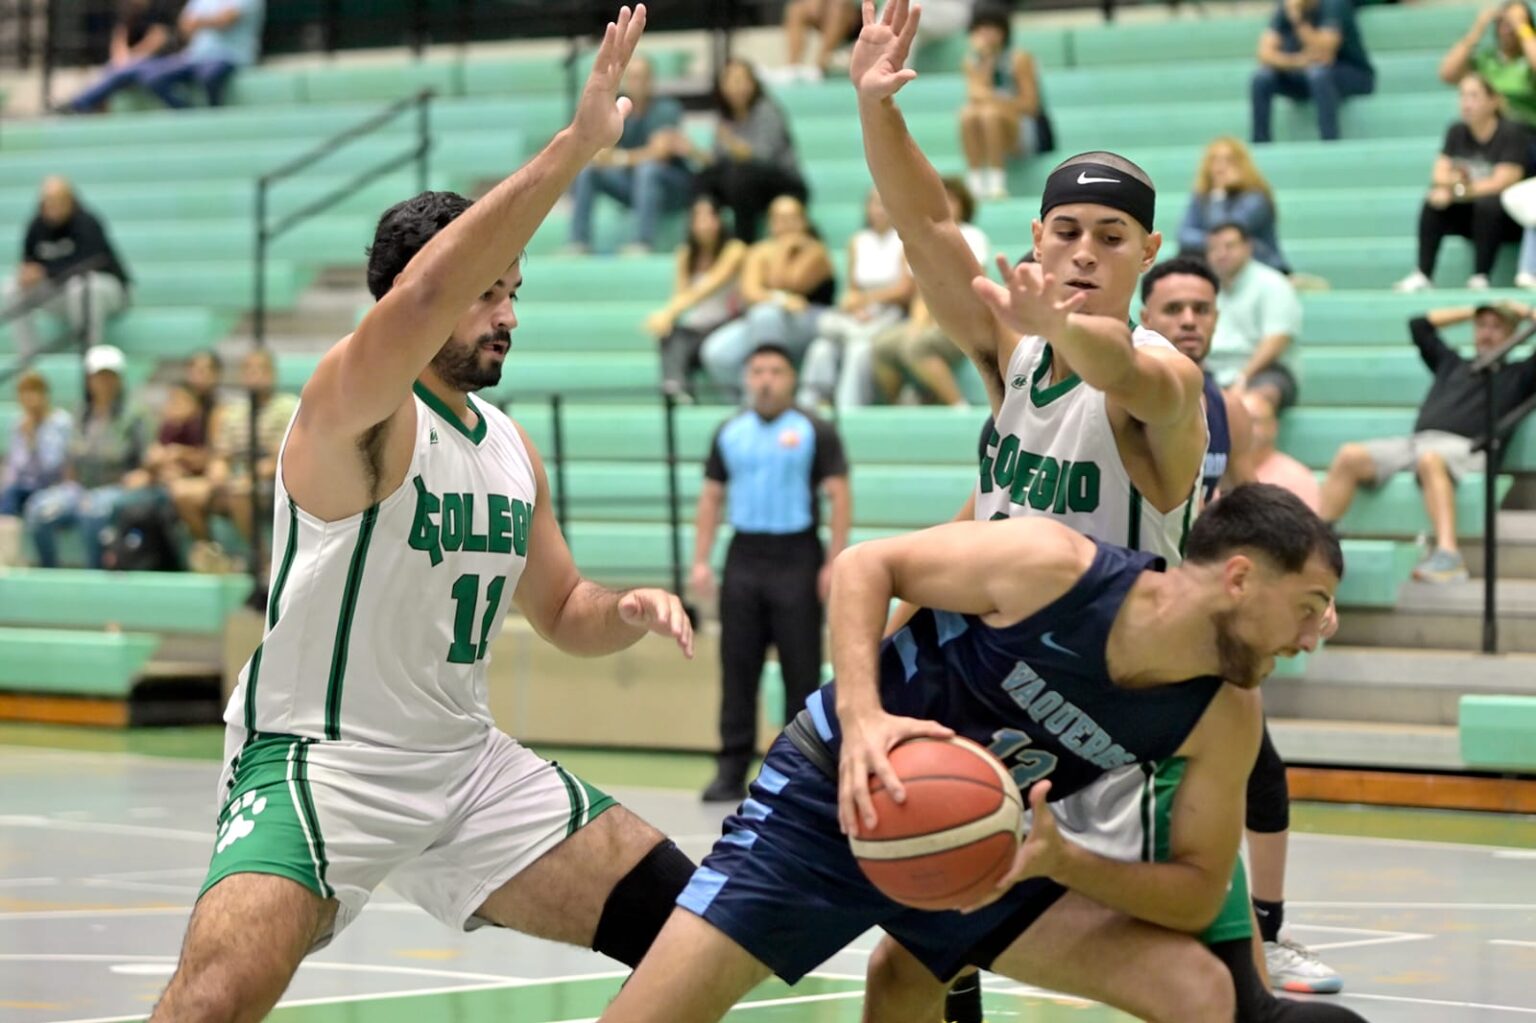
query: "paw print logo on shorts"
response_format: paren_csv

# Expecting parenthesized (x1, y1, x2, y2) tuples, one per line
(216, 789, 268, 854)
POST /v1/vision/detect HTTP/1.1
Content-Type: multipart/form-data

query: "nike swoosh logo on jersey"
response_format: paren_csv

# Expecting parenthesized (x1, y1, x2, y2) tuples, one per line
(1076, 172, 1121, 185)
(1040, 631, 1080, 657)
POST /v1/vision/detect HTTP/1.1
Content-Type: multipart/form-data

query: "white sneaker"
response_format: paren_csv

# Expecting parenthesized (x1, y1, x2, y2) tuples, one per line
(1468, 273, 1491, 290)
(1516, 271, 1536, 290)
(984, 167, 1009, 200)
(1393, 270, 1432, 293)
(1265, 937, 1344, 994)
(965, 169, 987, 200)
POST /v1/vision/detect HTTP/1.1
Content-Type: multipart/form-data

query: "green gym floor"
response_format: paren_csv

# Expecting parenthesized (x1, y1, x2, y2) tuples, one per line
(1, 726, 1534, 1022)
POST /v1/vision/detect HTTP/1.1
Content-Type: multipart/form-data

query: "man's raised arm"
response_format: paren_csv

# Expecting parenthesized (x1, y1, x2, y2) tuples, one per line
(853, 0, 1004, 386)
(307, 6, 648, 437)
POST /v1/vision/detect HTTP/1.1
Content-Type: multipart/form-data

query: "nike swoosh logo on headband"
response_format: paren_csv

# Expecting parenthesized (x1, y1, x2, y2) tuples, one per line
(1076, 172, 1121, 185)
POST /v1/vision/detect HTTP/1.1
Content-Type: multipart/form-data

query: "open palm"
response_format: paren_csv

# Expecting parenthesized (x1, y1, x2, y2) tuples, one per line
(850, 0, 921, 102)
(572, 5, 648, 154)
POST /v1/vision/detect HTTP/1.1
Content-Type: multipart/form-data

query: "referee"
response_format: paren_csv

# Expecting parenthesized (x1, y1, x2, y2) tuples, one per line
(691, 343, 851, 802)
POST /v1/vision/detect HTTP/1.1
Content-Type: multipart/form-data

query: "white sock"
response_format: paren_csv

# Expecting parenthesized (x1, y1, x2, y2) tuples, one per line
(966, 169, 986, 197)
(986, 167, 1007, 196)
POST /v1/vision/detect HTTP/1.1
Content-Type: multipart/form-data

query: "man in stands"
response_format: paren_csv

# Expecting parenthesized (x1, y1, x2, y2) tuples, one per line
(137, 0, 265, 108)
(1251, 0, 1375, 143)
(1319, 301, 1536, 583)
(1206, 221, 1305, 417)
(61, 0, 180, 113)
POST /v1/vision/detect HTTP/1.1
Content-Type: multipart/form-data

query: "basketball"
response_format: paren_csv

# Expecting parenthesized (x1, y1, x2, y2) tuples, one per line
(849, 736, 1024, 911)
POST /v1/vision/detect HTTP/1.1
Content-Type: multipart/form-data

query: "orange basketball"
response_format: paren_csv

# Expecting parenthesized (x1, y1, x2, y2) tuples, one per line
(848, 736, 1023, 911)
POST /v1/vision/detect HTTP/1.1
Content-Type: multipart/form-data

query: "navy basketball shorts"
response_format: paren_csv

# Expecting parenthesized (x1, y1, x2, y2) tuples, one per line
(677, 733, 1067, 983)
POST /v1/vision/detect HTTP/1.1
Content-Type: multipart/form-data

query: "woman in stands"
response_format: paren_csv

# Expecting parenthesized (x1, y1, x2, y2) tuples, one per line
(689, 60, 808, 243)
(796, 187, 914, 409)
(24, 344, 148, 568)
(646, 197, 747, 401)
(957, 3, 1052, 200)
(697, 195, 834, 401)
(1440, 1, 1536, 129)
(1179, 137, 1292, 274)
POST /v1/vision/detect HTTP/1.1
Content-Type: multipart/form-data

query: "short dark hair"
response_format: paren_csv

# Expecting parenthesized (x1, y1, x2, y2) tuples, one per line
(1141, 256, 1221, 303)
(1051, 150, 1155, 191)
(1184, 483, 1345, 579)
(746, 343, 795, 369)
(366, 190, 475, 300)
(969, 3, 1013, 49)
(1208, 220, 1249, 242)
(941, 175, 977, 224)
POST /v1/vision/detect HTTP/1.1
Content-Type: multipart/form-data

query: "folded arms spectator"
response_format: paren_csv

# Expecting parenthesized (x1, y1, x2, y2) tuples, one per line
(1251, 0, 1375, 143)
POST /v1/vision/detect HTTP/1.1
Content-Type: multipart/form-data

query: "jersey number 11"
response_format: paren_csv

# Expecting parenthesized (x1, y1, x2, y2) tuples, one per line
(448, 572, 507, 664)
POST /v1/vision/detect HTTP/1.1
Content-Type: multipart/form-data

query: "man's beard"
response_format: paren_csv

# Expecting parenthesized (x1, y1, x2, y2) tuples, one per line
(1212, 610, 1265, 689)
(430, 330, 509, 392)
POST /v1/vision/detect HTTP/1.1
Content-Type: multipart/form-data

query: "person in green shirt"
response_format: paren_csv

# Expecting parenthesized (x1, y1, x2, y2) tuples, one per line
(1440, 2, 1536, 129)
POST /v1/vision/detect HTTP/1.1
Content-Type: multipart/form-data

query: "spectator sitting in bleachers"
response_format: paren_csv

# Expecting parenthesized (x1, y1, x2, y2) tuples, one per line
(778, 0, 861, 82)
(124, 382, 210, 493)
(61, 0, 179, 114)
(1242, 389, 1320, 512)
(177, 348, 296, 572)
(0, 371, 72, 567)
(1440, 2, 1536, 130)
(1179, 137, 1291, 274)
(699, 196, 834, 402)
(958, 3, 1050, 201)
(691, 60, 809, 243)
(3, 177, 130, 362)
(1394, 72, 1526, 293)
(566, 55, 693, 256)
(1251, 0, 1375, 144)
(870, 176, 991, 406)
(183, 349, 222, 438)
(135, 0, 264, 109)
(797, 188, 914, 410)
(1319, 301, 1536, 583)
(1205, 221, 1304, 415)
(646, 197, 747, 400)
(24, 345, 148, 569)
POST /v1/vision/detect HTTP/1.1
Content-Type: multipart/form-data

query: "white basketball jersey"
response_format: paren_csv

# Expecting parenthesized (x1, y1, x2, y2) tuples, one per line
(226, 383, 537, 751)
(973, 328, 1204, 563)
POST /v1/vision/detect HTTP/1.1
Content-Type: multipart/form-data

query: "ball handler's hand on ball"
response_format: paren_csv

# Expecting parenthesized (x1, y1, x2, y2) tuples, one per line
(851, 0, 921, 103)
(619, 587, 694, 658)
(973, 255, 1087, 341)
(962, 780, 1060, 912)
(838, 710, 954, 837)
(571, 5, 648, 157)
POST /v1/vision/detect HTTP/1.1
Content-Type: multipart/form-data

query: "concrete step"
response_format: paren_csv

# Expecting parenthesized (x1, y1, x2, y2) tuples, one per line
(1460, 511, 1536, 579)
(1269, 718, 1465, 771)
(1333, 578, 1536, 652)
(1263, 645, 1536, 726)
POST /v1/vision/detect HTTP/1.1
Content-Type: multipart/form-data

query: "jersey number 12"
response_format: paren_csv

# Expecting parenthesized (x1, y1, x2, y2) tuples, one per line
(448, 572, 507, 664)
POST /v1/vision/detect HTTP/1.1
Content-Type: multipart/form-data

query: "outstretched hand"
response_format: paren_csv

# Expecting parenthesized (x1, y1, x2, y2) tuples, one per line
(571, 5, 648, 156)
(850, 0, 922, 103)
(972, 255, 1086, 340)
(618, 586, 695, 658)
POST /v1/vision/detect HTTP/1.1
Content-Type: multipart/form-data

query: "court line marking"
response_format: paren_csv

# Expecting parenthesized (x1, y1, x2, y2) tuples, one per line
(1289, 831, 1536, 855)
(0, 906, 190, 921)
(86, 867, 205, 881)
(545, 991, 866, 1022)
(1339, 992, 1536, 1015)
(0, 953, 525, 983)
(1490, 939, 1536, 949)
(79, 878, 197, 895)
(46, 970, 636, 1023)
(0, 814, 208, 842)
(1288, 901, 1536, 910)
(0, 876, 62, 888)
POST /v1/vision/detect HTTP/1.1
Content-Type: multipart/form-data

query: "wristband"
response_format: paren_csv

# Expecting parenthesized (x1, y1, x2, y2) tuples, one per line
(1520, 23, 1535, 40)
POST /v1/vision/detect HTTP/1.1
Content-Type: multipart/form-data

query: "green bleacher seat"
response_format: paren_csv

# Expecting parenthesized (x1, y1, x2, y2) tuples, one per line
(11, 353, 154, 399)
(1, 307, 233, 359)
(460, 49, 691, 98)
(1298, 290, 1526, 344)
(1459, 695, 1536, 769)
(1333, 539, 1419, 608)
(0, 261, 305, 312)
(911, 26, 1072, 74)
(301, 59, 463, 105)
(0, 570, 251, 633)
(223, 66, 310, 105)
(1334, 471, 1510, 537)
(1281, 409, 1536, 472)
(0, 627, 159, 697)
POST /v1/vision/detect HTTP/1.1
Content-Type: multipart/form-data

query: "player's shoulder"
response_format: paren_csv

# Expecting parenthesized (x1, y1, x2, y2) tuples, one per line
(995, 516, 1098, 569)
(1130, 324, 1178, 352)
(1189, 682, 1263, 755)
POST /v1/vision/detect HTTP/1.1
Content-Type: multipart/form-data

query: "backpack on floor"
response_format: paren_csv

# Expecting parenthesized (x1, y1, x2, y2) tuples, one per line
(101, 493, 184, 572)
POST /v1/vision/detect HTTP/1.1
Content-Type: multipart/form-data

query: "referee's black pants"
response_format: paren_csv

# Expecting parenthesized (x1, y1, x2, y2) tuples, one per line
(716, 530, 824, 777)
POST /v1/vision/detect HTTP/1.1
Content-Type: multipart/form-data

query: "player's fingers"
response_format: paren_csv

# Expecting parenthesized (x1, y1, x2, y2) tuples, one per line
(971, 276, 1008, 312)
(615, 96, 633, 121)
(894, 68, 918, 86)
(994, 253, 1013, 282)
(863, 0, 876, 28)
(869, 741, 905, 809)
(621, 5, 647, 62)
(896, 0, 922, 52)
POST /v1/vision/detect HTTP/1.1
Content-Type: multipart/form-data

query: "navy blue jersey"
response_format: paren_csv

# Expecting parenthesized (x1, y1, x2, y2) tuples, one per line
(802, 541, 1224, 800)
(1200, 372, 1230, 505)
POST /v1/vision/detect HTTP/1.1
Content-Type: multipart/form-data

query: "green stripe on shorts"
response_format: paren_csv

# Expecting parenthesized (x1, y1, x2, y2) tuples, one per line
(1145, 757, 1253, 944)
(200, 735, 332, 902)
(552, 762, 616, 837)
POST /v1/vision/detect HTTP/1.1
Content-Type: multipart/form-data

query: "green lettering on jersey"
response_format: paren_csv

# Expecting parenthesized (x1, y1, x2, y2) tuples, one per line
(978, 431, 1103, 515)
(409, 475, 531, 565)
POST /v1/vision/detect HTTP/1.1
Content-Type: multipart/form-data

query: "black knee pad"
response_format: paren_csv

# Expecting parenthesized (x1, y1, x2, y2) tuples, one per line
(1246, 722, 1291, 834)
(592, 839, 698, 968)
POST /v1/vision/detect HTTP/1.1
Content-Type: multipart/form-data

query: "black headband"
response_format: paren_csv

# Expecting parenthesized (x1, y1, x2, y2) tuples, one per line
(1040, 161, 1156, 234)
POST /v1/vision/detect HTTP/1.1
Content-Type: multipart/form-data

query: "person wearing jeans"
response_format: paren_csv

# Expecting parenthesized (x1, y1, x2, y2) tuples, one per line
(62, 0, 178, 113)
(135, 0, 264, 108)
(699, 196, 834, 400)
(567, 56, 694, 254)
(1251, 0, 1375, 143)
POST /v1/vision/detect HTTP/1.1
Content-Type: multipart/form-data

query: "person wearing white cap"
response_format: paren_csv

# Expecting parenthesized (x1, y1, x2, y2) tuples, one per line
(22, 344, 149, 568)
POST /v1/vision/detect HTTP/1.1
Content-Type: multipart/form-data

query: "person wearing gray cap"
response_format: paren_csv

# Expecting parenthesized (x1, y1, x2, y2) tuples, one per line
(1320, 300, 1536, 583)
(21, 344, 148, 568)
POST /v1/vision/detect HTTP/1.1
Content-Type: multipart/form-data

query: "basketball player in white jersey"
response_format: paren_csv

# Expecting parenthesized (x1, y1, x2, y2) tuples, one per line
(148, 9, 706, 1020)
(848, 1, 1257, 1019)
